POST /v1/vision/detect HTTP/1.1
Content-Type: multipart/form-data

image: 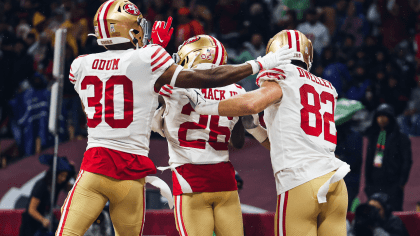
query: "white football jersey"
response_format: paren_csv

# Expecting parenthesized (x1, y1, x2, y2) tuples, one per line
(162, 84, 246, 165)
(256, 64, 347, 195)
(69, 45, 174, 156)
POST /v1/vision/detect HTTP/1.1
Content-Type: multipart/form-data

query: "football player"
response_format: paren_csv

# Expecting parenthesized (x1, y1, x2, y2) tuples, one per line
(152, 35, 246, 236)
(171, 30, 351, 236)
(56, 0, 294, 235)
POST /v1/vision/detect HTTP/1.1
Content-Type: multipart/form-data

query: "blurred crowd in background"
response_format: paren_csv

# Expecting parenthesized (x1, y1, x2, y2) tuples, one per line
(0, 0, 419, 204)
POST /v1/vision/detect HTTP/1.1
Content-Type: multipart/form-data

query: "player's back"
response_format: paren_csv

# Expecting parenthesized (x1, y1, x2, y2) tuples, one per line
(69, 45, 174, 156)
(163, 84, 246, 165)
(257, 64, 345, 193)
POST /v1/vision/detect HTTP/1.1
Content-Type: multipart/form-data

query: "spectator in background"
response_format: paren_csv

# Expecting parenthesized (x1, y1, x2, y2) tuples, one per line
(273, 8, 297, 33)
(214, 0, 242, 43)
(281, 0, 310, 21)
(383, 73, 408, 115)
(297, 8, 330, 56)
(242, 33, 265, 59)
(321, 46, 352, 96)
(368, 193, 410, 236)
(12, 39, 34, 93)
(174, 7, 204, 47)
(336, 34, 356, 67)
(377, 0, 412, 50)
(346, 64, 371, 101)
(365, 104, 412, 211)
(347, 203, 391, 236)
(19, 155, 75, 236)
(340, 0, 368, 47)
(242, 0, 271, 42)
(336, 119, 363, 211)
(398, 75, 420, 136)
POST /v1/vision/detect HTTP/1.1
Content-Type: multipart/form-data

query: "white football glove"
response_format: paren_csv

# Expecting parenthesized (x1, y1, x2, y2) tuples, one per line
(246, 45, 294, 74)
(151, 105, 166, 137)
(241, 113, 268, 143)
(241, 114, 260, 130)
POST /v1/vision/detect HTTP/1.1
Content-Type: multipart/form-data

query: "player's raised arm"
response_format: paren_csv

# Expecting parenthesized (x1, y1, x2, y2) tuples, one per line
(154, 45, 294, 91)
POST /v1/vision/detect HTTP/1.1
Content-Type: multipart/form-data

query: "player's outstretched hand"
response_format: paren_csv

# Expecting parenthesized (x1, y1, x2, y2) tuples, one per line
(257, 45, 294, 70)
(241, 114, 260, 130)
(151, 16, 174, 48)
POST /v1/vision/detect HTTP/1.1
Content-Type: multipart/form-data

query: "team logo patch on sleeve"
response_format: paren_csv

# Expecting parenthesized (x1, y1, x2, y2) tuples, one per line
(123, 3, 140, 16)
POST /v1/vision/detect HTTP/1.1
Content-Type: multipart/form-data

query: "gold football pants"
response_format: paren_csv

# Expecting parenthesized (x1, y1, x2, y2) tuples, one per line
(56, 170, 146, 236)
(275, 171, 348, 236)
(174, 191, 244, 236)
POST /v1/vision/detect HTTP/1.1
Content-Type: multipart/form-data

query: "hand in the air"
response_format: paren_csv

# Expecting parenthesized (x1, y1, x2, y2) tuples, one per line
(257, 45, 294, 70)
(151, 16, 174, 48)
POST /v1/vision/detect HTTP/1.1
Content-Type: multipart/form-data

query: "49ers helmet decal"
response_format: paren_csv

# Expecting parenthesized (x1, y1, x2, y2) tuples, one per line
(93, 0, 148, 47)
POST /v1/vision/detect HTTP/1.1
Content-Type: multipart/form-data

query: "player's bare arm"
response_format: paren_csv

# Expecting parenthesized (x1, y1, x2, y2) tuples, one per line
(218, 81, 283, 117)
(155, 63, 254, 91)
(179, 80, 283, 117)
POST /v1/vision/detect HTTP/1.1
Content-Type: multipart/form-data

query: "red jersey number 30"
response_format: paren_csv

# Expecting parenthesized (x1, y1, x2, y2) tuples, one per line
(81, 75, 134, 128)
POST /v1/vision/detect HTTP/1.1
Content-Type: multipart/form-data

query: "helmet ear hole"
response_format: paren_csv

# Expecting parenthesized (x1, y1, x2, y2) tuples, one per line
(117, 6, 121, 12)
(132, 30, 140, 35)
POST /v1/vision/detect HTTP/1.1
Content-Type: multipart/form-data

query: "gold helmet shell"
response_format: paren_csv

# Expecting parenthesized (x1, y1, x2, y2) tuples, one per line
(93, 0, 148, 47)
(266, 30, 313, 71)
(174, 35, 227, 69)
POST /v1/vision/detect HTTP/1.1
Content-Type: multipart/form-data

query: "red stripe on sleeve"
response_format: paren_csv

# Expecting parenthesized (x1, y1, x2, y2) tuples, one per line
(151, 47, 163, 59)
(287, 31, 292, 49)
(271, 68, 285, 73)
(256, 72, 285, 81)
(69, 73, 74, 77)
(152, 56, 171, 72)
(151, 51, 167, 66)
(295, 31, 300, 52)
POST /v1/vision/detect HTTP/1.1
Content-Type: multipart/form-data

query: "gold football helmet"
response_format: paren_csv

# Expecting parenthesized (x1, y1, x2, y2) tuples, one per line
(173, 35, 227, 69)
(266, 30, 313, 71)
(92, 0, 148, 47)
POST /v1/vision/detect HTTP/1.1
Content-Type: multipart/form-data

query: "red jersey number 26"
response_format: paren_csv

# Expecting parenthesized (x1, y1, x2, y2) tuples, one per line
(299, 84, 336, 144)
(178, 103, 232, 151)
(81, 75, 133, 128)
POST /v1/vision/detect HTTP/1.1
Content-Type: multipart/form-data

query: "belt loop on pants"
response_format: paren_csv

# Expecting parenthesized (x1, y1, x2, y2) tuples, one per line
(316, 163, 351, 203)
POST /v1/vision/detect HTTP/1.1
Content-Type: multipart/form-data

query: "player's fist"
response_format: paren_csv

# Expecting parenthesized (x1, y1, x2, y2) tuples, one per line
(151, 16, 174, 48)
(241, 114, 260, 130)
